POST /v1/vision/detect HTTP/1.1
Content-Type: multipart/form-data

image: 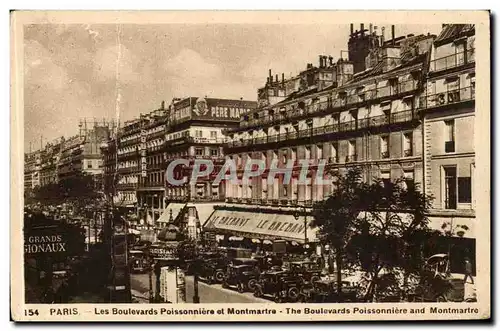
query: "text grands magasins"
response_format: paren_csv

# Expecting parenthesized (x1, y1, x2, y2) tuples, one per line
(213, 216, 306, 234)
(24, 235, 66, 254)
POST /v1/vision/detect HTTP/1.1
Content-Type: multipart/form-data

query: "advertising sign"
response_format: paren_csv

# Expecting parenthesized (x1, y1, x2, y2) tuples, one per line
(149, 242, 178, 260)
(191, 97, 257, 120)
(24, 224, 85, 257)
(140, 127, 147, 177)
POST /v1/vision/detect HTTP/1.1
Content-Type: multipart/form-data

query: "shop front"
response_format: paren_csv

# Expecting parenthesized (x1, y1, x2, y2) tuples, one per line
(203, 207, 318, 256)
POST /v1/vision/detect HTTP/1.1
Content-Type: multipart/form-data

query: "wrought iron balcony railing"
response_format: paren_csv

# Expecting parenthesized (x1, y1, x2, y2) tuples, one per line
(418, 86, 474, 110)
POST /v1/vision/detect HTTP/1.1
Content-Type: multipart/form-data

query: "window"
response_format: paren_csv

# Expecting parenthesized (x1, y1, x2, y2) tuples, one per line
(380, 136, 389, 159)
(348, 140, 356, 161)
(444, 120, 455, 153)
(403, 132, 413, 156)
(87, 161, 93, 169)
(210, 131, 218, 138)
(330, 142, 338, 163)
(210, 148, 219, 157)
(458, 177, 472, 203)
(212, 185, 219, 196)
(195, 148, 204, 156)
(305, 146, 311, 159)
(284, 186, 288, 196)
(195, 130, 203, 138)
(316, 145, 323, 159)
(444, 166, 457, 209)
(380, 171, 391, 188)
(403, 171, 414, 191)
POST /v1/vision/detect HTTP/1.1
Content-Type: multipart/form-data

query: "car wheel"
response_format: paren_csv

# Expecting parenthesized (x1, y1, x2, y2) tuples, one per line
(253, 286, 263, 298)
(222, 281, 229, 289)
(237, 282, 245, 293)
(274, 292, 283, 303)
(310, 276, 320, 284)
(247, 279, 257, 292)
(215, 271, 225, 283)
(288, 287, 300, 302)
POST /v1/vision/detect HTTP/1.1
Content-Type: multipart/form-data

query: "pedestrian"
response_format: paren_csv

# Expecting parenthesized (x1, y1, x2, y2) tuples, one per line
(464, 258, 474, 284)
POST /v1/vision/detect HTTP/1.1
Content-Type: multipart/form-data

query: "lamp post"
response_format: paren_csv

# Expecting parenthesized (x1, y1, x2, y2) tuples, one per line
(188, 221, 202, 303)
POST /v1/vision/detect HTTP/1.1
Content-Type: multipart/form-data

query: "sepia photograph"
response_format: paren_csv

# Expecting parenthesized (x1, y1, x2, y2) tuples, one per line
(10, 10, 490, 321)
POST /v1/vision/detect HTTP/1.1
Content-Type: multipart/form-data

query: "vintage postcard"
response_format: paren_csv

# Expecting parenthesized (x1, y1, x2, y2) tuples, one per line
(10, 10, 491, 322)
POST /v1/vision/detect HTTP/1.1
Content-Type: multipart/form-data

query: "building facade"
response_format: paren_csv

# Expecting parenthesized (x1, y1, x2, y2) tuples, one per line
(204, 25, 436, 251)
(421, 24, 476, 272)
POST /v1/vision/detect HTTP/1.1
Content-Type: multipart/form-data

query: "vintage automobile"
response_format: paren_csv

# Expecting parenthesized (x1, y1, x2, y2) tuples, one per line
(222, 264, 260, 293)
(129, 250, 150, 274)
(288, 260, 322, 284)
(184, 251, 223, 275)
(299, 279, 359, 303)
(253, 268, 303, 303)
(199, 256, 228, 284)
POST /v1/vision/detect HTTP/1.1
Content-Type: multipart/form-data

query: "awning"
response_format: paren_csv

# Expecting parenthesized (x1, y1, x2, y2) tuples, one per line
(186, 203, 217, 227)
(204, 209, 317, 243)
(157, 203, 186, 224)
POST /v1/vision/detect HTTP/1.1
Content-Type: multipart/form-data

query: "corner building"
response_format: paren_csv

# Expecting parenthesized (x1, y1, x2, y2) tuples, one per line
(161, 97, 257, 238)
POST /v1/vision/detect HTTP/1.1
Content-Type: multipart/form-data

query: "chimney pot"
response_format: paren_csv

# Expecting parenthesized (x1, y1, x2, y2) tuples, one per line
(282, 73, 285, 83)
(360, 23, 365, 35)
(391, 25, 395, 44)
(269, 69, 272, 78)
(350, 23, 354, 35)
(275, 74, 278, 83)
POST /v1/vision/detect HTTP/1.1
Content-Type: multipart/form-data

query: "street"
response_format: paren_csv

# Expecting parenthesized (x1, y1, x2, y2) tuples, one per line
(130, 273, 268, 303)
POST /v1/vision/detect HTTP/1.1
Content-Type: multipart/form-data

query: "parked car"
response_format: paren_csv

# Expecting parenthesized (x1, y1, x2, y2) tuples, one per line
(199, 257, 228, 284)
(288, 260, 322, 284)
(222, 264, 260, 293)
(253, 268, 303, 303)
(304, 279, 359, 303)
(129, 250, 149, 274)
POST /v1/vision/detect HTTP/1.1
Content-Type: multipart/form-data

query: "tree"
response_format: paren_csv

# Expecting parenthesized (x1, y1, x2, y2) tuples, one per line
(346, 176, 434, 301)
(310, 167, 366, 301)
(311, 167, 435, 302)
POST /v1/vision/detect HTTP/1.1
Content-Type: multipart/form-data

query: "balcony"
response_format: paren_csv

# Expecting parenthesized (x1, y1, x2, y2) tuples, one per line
(117, 166, 138, 174)
(419, 86, 474, 110)
(403, 149, 413, 157)
(381, 151, 390, 159)
(429, 48, 475, 73)
(227, 110, 415, 149)
(116, 183, 138, 190)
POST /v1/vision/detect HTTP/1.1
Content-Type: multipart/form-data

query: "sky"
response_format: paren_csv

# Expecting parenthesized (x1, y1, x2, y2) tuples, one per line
(23, 23, 442, 152)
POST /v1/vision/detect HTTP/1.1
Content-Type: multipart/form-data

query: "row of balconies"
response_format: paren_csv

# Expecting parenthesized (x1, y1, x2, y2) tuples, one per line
(228, 110, 415, 149)
(239, 79, 418, 130)
(418, 86, 474, 110)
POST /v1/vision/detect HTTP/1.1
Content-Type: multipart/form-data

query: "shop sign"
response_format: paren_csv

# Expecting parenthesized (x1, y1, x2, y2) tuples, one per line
(24, 234, 67, 254)
(150, 243, 178, 260)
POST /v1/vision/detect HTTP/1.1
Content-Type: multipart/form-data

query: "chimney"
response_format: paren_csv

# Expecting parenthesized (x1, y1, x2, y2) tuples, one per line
(350, 23, 354, 36)
(266, 77, 269, 84)
(329, 56, 333, 66)
(282, 73, 285, 83)
(269, 69, 272, 79)
(369, 23, 373, 35)
(360, 23, 365, 36)
(270, 74, 273, 83)
(275, 74, 278, 83)
(381, 26, 386, 44)
(391, 25, 395, 45)
(319, 55, 323, 68)
(161, 101, 165, 109)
